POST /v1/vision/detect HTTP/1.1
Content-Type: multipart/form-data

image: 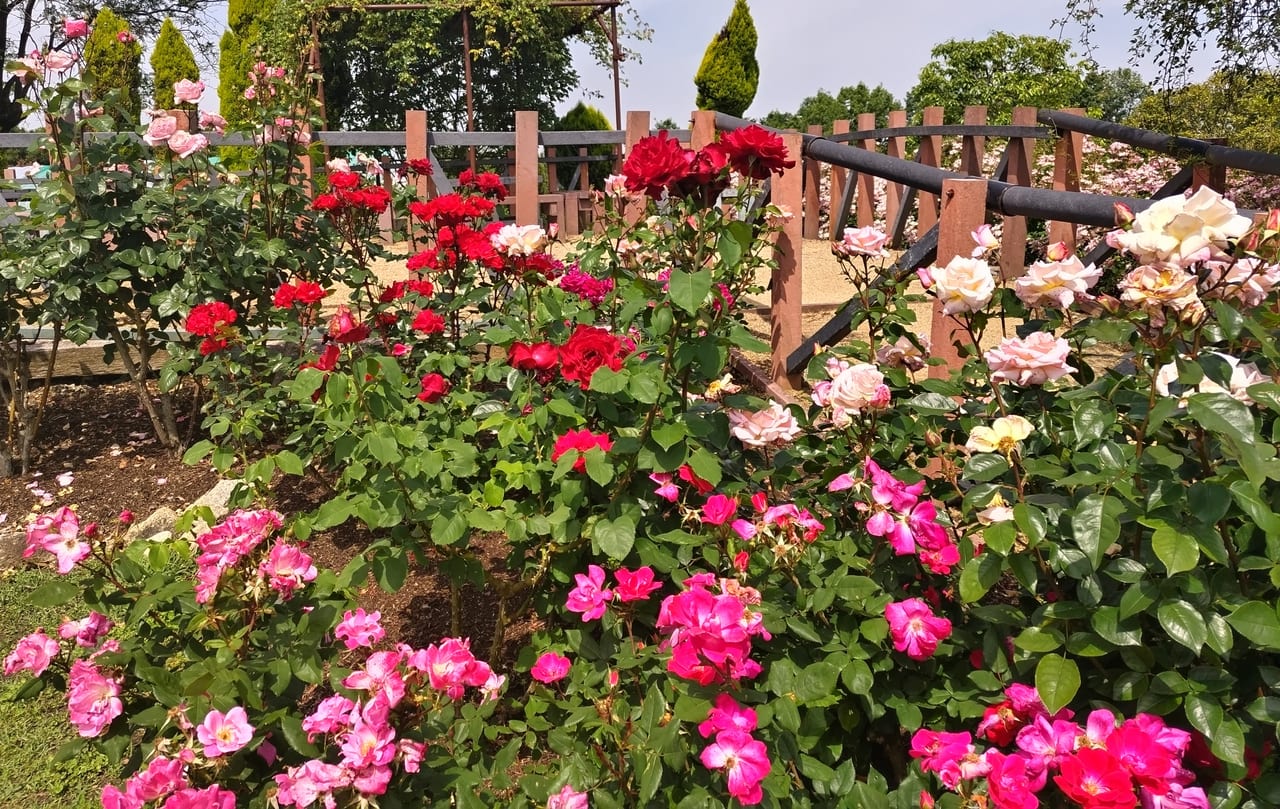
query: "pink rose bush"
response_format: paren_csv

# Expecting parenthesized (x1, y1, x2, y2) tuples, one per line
(984, 332, 1076, 386)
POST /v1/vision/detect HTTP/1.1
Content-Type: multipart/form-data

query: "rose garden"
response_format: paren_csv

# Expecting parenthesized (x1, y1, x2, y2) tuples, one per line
(3, 26, 1280, 809)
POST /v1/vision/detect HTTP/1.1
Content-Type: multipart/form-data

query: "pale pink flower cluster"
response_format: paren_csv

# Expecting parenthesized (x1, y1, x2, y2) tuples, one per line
(23, 505, 89, 573)
(698, 694, 772, 804)
(971, 224, 999, 257)
(198, 111, 228, 135)
(490, 224, 548, 256)
(334, 608, 385, 649)
(924, 255, 996, 315)
(656, 572, 770, 685)
(1154, 353, 1269, 406)
(984, 333, 1075, 387)
(811, 357, 891, 426)
(912, 684, 1207, 809)
(1013, 252, 1102, 310)
(1200, 258, 1280, 308)
(142, 114, 179, 147)
(59, 611, 114, 648)
(193, 508, 303, 604)
(727, 402, 802, 447)
(564, 564, 663, 621)
(1111, 187, 1253, 268)
(885, 598, 952, 661)
(875, 334, 930, 372)
(168, 130, 208, 159)
(831, 459, 959, 574)
(602, 174, 629, 197)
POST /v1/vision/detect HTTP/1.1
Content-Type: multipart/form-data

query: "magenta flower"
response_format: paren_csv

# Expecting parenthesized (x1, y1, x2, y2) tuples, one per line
(408, 637, 492, 700)
(531, 651, 571, 683)
(197, 705, 255, 757)
(1054, 748, 1136, 809)
(58, 611, 113, 648)
(120, 755, 186, 802)
(700, 729, 772, 805)
(302, 695, 355, 742)
(548, 783, 589, 809)
(649, 472, 679, 502)
(3, 629, 60, 677)
(985, 750, 1040, 809)
(24, 506, 90, 574)
(155, 785, 236, 809)
(66, 659, 123, 737)
(334, 608, 385, 650)
(701, 494, 739, 525)
(885, 598, 952, 661)
(565, 565, 613, 621)
(614, 566, 662, 602)
(342, 650, 407, 708)
(698, 693, 759, 738)
(259, 542, 318, 600)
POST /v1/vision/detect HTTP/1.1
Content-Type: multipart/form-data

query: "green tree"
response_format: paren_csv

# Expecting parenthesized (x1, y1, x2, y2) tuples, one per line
(83, 8, 143, 127)
(555, 102, 612, 190)
(219, 0, 278, 129)
(694, 0, 758, 117)
(1078, 66, 1150, 122)
(1125, 70, 1280, 153)
(761, 82, 901, 133)
(905, 32, 1086, 124)
(150, 18, 200, 110)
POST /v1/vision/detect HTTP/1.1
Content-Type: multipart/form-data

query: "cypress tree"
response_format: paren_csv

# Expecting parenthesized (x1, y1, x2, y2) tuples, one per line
(694, 0, 759, 118)
(218, 0, 277, 128)
(151, 18, 200, 110)
(83, 8, 143, 127)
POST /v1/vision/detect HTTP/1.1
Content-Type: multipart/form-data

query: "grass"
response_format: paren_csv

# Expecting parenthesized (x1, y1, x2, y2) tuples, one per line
(0, 566, 113, 809)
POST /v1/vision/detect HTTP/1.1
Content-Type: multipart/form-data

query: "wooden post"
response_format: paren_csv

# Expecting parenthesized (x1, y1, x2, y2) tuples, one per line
(623, 111, 651, 224)
(1048, 107, 1085, 248)
(1192, 138, 1227, 192)
(514, 110, 539, 227)
(803, 124, 823, 239)
(960, 106, 987, 176)
(999, 106, 1036, 280)
(855, 113, 876, 229)
(772, 132, 805, 389)
(577, 147, 590, 192)
(690, 110, 716, 151)
(884, 110, 907, 232)
(929, 178, 989, 379)
(830, 119, 850, 237)
(917, 107, 944, 233)
(546, 146, 560, 193)
(405, 110, 434, 200)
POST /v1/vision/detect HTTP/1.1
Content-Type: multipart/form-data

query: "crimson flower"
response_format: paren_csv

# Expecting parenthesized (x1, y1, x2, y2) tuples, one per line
(1054, 748, 1137, 809)
(417, 373, 450, 403)
(551, 429, 612, 473)
(623, 131, 693, 198)
(412, 309, 445, 335)
(720, 124, 796, 180)
(559, 324, 626, 389)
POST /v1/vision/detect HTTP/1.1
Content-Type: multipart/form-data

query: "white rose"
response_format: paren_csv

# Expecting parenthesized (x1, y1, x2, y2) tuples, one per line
(930, 256, 995, 315)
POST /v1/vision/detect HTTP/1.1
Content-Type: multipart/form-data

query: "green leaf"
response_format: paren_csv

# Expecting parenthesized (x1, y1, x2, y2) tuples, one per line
(583, 448, 614, 486)
(1014, 503, 1048, 545)
(1226, 601, 1280, 650)
(27, 579, 79, 607)
(667, 269, 714, 314)
(958, 553, 1003, 603)
(1034, 654, 1080, 715)
(275, 450, 305, 476)
(963, 454, 1010, 483)
(1072, 399, 1113, 448)
(1070, 494, 1119, 571)
(686, 447, 722, 487)
(595, 516, 636, 560)
(1184, 692, 1224, 743)
(1014, 627, 1063, 652)
(983, 521, 1017, 555)
(1157, 599, 1209, 654)
(1188, 393, 1257, 447)
(794, 662, 840, 703)
(279, 714, 320, 757)
(1152, 525, 1200, 575)
(590, 367, 628, 394)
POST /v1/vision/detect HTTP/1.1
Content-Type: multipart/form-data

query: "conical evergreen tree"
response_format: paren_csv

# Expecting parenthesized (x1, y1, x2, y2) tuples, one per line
(83, 8, 143, 127)
(151, 18, 200, 110)
(218, 0, 278, 128)
(694, 0, 759, 117)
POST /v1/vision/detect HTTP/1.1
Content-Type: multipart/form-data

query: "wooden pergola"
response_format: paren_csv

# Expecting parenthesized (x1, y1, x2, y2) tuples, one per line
(311, 0, 627, 134)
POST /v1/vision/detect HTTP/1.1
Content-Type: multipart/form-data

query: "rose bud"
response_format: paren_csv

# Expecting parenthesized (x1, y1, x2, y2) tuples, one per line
(1113, 202, 1134, 226)
(1045, 241, 1071, 262)
(118, 509, 134, 525)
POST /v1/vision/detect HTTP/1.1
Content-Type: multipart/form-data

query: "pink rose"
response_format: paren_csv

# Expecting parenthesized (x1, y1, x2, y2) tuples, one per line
(1014, 255, 1102, 310)
(168, 130, 208, 159)
(727, 402, 801, 447)
(824, 362, 890, 424)
(63, 18, 89, 38)
(43, 50, 76, 71)
(885, 598, 952, 660)
(4, 630, 60, 676)
(547, 784, 589, 809)
(143, 115, 179, 147)
(197, 706, 254, 757)
(984, 332, 1076, 386)
(531, 651, 571, 684)
(835, 226, 888, 257)
(172, 79, 204, 104)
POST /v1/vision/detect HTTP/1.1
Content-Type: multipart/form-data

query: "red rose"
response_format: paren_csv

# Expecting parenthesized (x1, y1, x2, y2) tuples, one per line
(676, 142, 731, 199)
(185, 301, 237, 337)
(311, 193, 342, 212)
(306, 343, 341, 372)
(417, 372, 450, 403)
(406, 158, 433, 176)
(559, 325, 626, 389)
(551, 429, 613, 473)
(199, 337, 229, 356)
(509, 341, 559, 372)
(623, 131, 693, 198)
(327, 171, 361, 190)
(412, 309, 445, 335)
(352, 186, 391, 214)
(720, 124, 796, 180)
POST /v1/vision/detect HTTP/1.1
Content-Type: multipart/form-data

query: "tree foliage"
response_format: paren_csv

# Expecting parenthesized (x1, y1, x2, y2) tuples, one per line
(760, 83, 900, 133)
(219, 0, 278, 128)
(1125, 70, 1280, 153)
(1063, 0, 1280, 84)
(905, 32, 1086, 124)
(555, 101, 613, 190)
(150, 18, 200, 110)
(1077, 66, 1150, 123)
(1, 0, 220, 131)
(83, 8, 143, 127)
(694, 0, 758, 118)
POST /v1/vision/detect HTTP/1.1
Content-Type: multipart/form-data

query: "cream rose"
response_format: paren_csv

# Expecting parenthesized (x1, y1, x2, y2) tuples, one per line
(1118, 264, 1203, 324)
(490, 224, 548, 257)
(930, 256, 995, 315)
(1113, 187, 1252, 267)
(1014, 256, 1102, 309)
(1154, 353, 1269, 406)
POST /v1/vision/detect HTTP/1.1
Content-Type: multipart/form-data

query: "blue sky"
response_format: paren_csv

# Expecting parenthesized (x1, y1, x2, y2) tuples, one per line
(557, 0, 1216, 123)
